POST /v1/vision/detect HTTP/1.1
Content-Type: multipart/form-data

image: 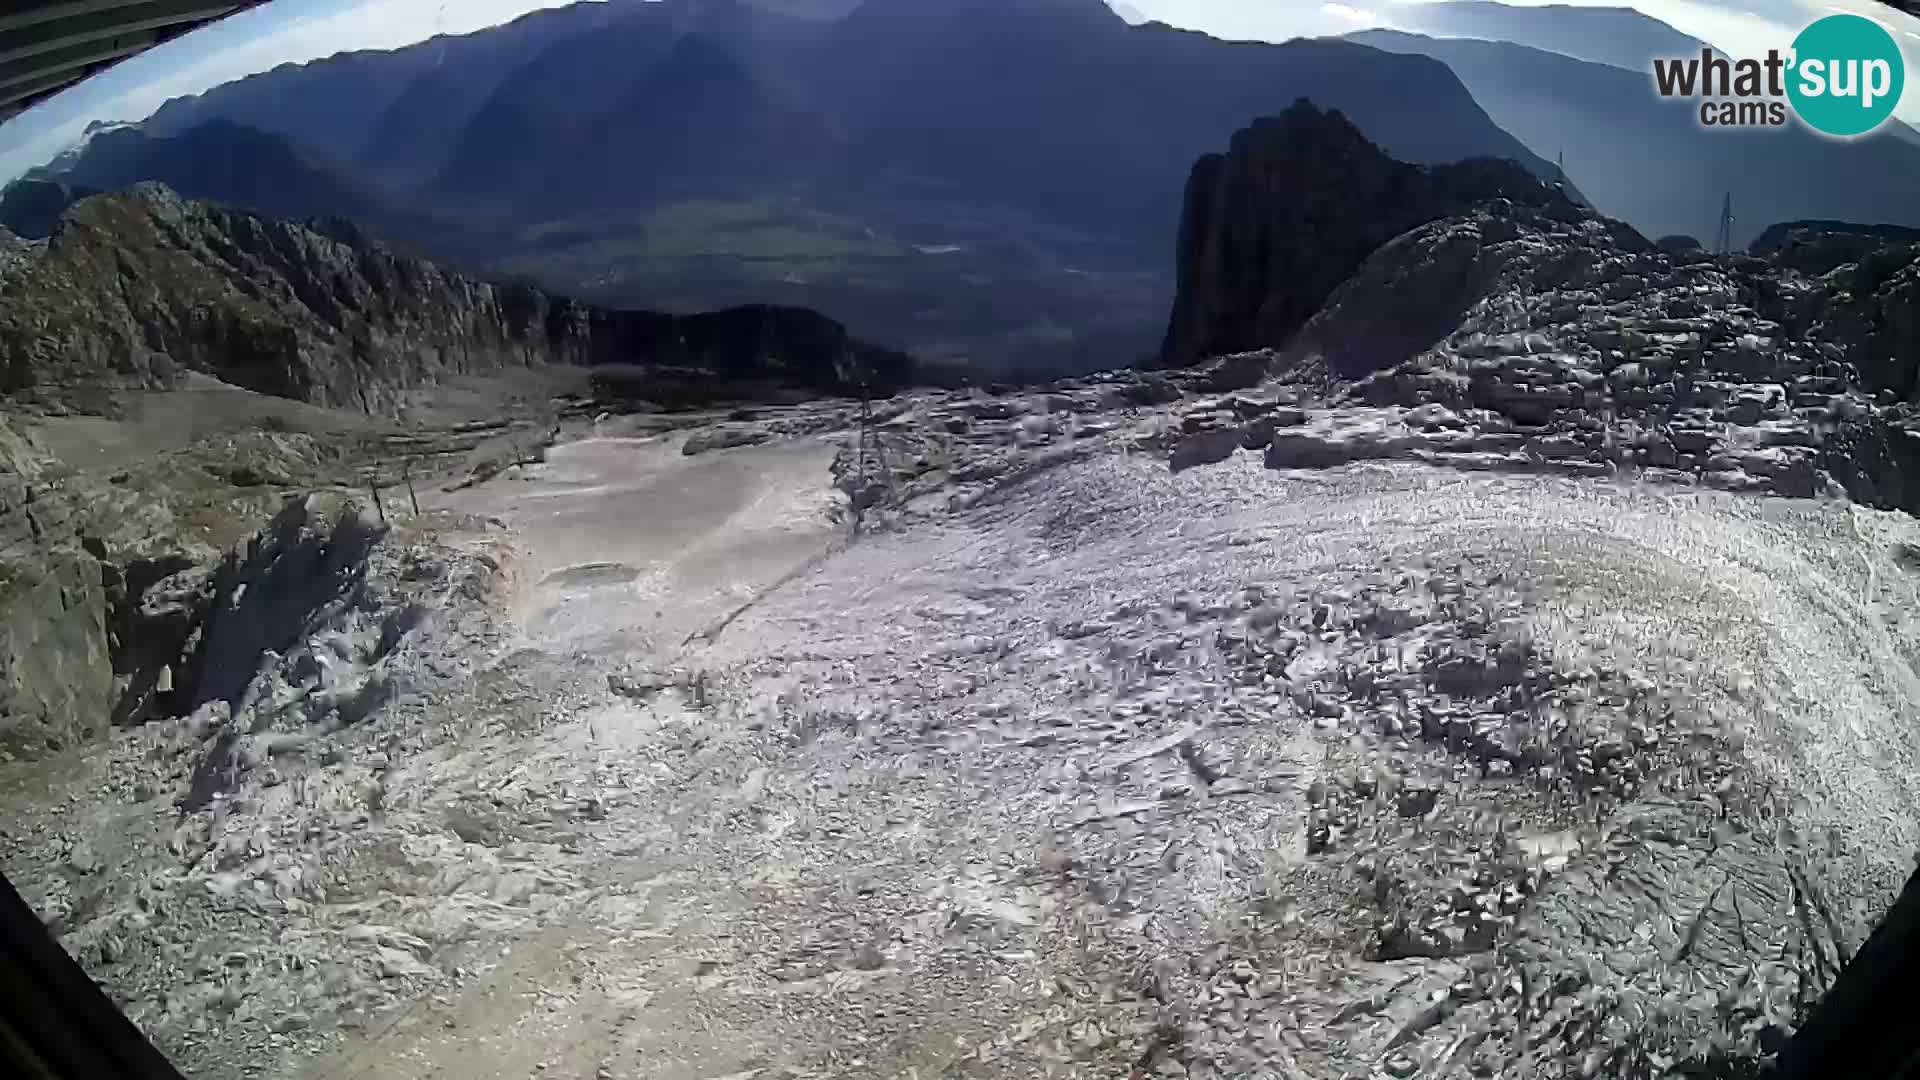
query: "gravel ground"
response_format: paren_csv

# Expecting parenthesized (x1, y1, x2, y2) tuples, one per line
(7, 431, 1920, 1080)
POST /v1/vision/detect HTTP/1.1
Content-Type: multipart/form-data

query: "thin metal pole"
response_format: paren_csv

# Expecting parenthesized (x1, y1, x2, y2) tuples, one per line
(403, 461, 420, 516)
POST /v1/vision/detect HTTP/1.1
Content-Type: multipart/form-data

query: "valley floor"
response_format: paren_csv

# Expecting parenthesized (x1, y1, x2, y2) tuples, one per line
(9, 401, 1920, 1079)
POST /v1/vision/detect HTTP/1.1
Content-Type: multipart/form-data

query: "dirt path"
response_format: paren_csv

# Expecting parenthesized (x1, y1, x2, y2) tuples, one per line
(427, 428, 845, 658)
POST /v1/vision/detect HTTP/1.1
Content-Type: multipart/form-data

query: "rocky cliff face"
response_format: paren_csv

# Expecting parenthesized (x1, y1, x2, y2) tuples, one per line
(1750, 220, 1920, 277)
(0, 181, 914, 758)
(1286, 200, 1656, 379)
(1158, 99, 1573, 367)
(0, 184, 909, 416)
(1129, 154, 1920, 1078)
(1153, 185, 1920, 525)
(0, 544, 114, 759)
(0, 406, 320, 759)
(1791, 242, 1920, 406)
(1147, 94, 1920, 524)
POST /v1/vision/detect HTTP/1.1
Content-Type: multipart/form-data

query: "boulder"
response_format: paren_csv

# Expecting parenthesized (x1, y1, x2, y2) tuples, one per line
(1285, 214, 1498, 379)
(1168, 425, 1245, 473)
(682, 426, 774, 456)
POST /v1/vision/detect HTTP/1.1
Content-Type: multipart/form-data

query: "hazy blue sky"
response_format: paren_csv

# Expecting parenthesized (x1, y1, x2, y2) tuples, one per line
(0, 0, 584, 180)
(3, 0, 1919, 181)
(1122, 0, 1920, 56)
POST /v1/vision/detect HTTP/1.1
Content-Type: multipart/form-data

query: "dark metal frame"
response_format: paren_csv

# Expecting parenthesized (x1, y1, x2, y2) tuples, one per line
(0, 1, 268, 122)
(1771, 865, 1920, 1080)
(0, 870, 186, 1080)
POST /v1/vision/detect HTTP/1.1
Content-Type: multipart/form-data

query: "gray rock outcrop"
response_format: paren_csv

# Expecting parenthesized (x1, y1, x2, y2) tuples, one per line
(0, 473, 390, 760)
(1157, 99, 1574, 368)
(0, 390, 413, 759)
(1140, 114, 1920, 526)
(0, 184, 910, 416)
(175, 498, 387, 722)
(1751, 219, 1920, 277)
(0, 549, 114, 758)
(1159, 195, 1851, 501)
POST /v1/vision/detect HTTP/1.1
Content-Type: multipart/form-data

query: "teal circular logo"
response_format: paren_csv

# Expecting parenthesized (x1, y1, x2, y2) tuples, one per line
(1788, 14, 1906, 137)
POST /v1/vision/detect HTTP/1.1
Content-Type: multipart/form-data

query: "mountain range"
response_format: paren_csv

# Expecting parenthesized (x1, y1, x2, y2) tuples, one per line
(125, 0, 1560, 239)
(1348, 28, 1920, 246)
(46, 120, 381, 228)
(8, 0, 1920, 375)
(10, 0, 1558, 378)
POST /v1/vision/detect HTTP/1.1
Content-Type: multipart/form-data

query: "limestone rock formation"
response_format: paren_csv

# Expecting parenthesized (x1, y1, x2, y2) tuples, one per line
(0, 386, 465, 759)
(0, 426, 368, 758)
(1158, 99, 1572, 368)
(1124, 96, 1920, 529)
(0, 417, 111, 757)
(1751, 219, 1920, 277)
(0, 547, 114, 759)
(0, 184, 910, 416)
(1287, 200, 1655, 379)
(1144, 180, 1920, 527)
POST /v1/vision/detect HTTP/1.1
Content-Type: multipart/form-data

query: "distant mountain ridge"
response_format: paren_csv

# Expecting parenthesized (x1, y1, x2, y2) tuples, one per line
(51, 120, 381, 231)
(17, 0, 1567, 376)
(1393, 1, 1706, 71)
(1347, 28, 1920, 246)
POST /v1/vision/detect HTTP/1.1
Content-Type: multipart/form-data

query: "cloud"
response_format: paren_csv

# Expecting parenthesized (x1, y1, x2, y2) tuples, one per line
(1321, 3, 1380, 23)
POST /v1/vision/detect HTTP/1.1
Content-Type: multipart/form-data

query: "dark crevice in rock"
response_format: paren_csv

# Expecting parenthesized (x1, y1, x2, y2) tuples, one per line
(99, 551, 205, 729)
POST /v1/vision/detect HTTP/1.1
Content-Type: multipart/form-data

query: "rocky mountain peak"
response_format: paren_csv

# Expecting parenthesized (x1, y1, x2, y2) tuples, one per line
(1159, 98, 1568, 367)
(0, 184, 908, 413)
